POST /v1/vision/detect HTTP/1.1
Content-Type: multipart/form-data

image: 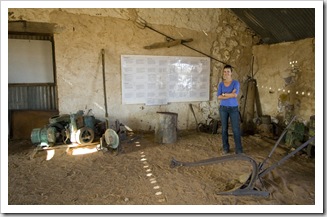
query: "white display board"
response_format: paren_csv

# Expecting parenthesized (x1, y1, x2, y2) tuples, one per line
(121, 55, 210, 105)
(9, 39, 54, 83)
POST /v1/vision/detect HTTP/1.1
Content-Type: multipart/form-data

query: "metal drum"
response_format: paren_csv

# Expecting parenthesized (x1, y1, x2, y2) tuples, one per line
(30, 127, 56, 146)
(155, 112, 178, 144)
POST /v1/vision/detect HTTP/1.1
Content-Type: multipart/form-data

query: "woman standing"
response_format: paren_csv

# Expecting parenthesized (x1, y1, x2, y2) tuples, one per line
(217, 65, 243, 155)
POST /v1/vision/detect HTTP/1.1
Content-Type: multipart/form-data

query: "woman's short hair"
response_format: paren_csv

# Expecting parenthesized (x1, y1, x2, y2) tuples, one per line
(223, 64, 233, 71)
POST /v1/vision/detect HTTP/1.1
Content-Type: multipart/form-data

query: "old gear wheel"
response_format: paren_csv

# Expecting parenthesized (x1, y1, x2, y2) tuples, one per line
(76, 127, 95, 144)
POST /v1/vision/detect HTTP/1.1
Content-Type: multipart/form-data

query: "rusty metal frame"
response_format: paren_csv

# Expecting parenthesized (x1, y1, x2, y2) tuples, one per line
(170, 116, 315, 197)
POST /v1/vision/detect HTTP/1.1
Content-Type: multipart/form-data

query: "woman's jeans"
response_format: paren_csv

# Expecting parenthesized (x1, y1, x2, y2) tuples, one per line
(219, 105, 243, 154)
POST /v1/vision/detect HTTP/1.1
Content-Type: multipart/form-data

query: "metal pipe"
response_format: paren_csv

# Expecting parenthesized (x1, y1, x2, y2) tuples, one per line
(101, 49, 109, 129)
(259, 136, 315, 178)
(258, 115, 297, 170)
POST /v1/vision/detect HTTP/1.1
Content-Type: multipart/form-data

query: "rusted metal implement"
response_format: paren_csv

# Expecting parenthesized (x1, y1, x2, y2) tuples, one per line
(170, 116, 315, 197)
(144, 38, 193, 49)
(170, 154, 262, 196)
(135, 16, 229, 66)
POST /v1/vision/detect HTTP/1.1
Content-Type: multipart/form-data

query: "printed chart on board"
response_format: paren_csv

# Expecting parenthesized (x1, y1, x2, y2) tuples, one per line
(121, 55, 210, 105)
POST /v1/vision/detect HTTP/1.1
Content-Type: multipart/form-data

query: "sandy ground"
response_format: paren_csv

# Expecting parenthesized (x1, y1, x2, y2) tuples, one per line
(7, 129, 316, 213)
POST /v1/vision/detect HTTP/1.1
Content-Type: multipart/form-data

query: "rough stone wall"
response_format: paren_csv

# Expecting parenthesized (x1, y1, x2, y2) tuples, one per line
(252, 38, 315, 124)
(200, 9, 259, 122)
(8, 8, 257, 130)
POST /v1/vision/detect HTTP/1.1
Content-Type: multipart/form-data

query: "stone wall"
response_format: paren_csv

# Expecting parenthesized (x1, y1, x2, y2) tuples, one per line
(201, 9, 259, 122)
(8, 8, 259, 130)
(252, 38, 315, 124)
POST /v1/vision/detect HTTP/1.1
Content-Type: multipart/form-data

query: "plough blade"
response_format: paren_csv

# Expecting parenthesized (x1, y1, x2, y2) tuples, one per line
(170, 154, 263, 196)
(170, 116, 315, 197)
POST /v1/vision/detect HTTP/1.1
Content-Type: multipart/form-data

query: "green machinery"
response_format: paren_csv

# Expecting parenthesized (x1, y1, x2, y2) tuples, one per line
(285, 115, 315, 157)
(31, 110, 98, 147)
(30, 110, 121, 153)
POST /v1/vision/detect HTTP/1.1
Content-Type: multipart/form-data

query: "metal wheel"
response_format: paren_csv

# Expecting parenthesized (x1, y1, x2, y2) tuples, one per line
(76, 127, 94, 144)
(104, 129, 120, 149)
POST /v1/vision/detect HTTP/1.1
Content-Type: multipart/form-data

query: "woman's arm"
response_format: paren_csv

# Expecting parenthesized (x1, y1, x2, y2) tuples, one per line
(218, 89, 237, 99)
(217, 82, 224, 100)
(225, 89, 237, 98)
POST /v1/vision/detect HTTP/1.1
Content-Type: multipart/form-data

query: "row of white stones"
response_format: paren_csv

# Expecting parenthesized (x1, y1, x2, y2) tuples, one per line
(135, 141, 166, 203)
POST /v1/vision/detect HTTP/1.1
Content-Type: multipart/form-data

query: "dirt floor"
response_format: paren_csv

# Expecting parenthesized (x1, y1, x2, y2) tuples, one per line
(7, 129, 316, 213)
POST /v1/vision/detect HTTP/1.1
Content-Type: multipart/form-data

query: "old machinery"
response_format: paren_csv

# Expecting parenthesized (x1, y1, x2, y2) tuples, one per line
(75, 127, 95, 144)
(170, 116, 315, 197)
(30, 127, 57, 147)
(100, 128, 120, 151)
(31, 110, 98, 147)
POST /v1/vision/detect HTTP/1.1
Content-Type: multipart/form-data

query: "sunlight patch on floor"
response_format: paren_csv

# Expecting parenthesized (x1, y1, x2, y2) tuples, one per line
(136, 141, 166, 203)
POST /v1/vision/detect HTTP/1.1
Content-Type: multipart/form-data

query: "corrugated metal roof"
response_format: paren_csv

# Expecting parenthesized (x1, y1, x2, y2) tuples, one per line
(230, 8, 315, 44)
